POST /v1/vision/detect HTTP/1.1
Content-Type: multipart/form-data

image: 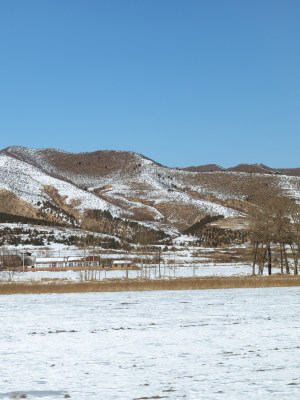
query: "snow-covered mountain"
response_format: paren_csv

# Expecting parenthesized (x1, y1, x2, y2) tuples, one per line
(1, 146, 300, 232)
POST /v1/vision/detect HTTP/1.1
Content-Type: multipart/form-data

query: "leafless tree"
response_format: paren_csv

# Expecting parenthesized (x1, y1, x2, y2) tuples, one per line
(0, 247, 21, 281)
(249, 196, 299, 275)
(290, 202, 300, 275)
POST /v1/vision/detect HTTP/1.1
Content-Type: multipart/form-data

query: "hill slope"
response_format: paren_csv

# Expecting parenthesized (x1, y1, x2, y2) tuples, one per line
(183, 162, 300, 177)
(1, 146, 300, 235)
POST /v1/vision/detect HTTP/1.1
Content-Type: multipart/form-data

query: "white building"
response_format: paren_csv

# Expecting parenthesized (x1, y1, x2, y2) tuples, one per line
(31, 256, 101, 268)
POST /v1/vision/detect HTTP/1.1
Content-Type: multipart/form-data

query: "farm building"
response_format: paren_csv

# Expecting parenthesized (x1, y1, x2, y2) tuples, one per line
(111, 260, 133, 269)
(30, 256, 101, 269)
(22, 254, 134, 270)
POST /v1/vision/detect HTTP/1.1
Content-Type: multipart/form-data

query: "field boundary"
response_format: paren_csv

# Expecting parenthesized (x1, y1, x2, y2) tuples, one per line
(1, 275, 300, 295)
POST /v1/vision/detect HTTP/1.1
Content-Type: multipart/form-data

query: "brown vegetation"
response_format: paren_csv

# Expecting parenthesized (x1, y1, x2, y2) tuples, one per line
(0, 190, 38, 218)
(183, 163, 300, 177)
(184, 215, 248, 247)
(42, 185, 80, 220)
(183, 164, 223, 172)
(3, 147, 160, 182)
(81, 209, 168, 244)
(0, 248, 21, 280)
(249, 197, 300, 275)
(187, 172, 281, 203)
(155, 202, 203, 229)
(1, 275, 300, 295)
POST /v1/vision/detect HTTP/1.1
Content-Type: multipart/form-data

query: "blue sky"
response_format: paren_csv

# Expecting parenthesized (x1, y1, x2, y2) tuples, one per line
(0, 0, 299, 168)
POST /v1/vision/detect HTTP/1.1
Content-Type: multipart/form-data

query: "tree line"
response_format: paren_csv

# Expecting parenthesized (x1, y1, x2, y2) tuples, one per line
(82, 209, 169, 244)
(249, 197, 300, 275)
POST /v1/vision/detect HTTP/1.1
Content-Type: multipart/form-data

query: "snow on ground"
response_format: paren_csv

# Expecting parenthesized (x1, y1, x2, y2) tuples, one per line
(0, 263, 254, 282)
(172, 234, 198, 244)
(1, 240, 256, 281)
(0, 224, 121, 253)
(279, 175, 300, 200)
(0, 288, 299, 399)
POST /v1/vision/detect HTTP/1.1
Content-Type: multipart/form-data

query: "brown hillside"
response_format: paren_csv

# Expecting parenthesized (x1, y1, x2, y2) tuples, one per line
(182, 164, 224, 172)
(277, 168, 300, 177)
(226, 164, 277, 174)
(0, 190, 39, 218)
(1, 146, 162, 184)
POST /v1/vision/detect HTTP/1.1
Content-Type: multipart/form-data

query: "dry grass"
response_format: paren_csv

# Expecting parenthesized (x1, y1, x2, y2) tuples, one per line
(0, 189, 39, 218)
(42, 185, 80, 219)
(1, 275, 300, 295)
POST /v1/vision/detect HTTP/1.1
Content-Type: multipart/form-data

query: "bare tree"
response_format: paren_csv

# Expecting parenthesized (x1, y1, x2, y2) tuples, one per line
(290, 202, 300, 275)
(248, 196, 296, 275)
(0, 247, 21, 281)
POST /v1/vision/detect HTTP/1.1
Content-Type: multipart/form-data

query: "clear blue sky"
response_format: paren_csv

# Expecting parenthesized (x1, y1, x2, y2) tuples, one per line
(0, 0, 299, 168)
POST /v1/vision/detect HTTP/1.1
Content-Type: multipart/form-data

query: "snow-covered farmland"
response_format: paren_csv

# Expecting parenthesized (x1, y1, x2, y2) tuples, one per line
(0, 263, 252, 282)
(1, 288, 300, 399)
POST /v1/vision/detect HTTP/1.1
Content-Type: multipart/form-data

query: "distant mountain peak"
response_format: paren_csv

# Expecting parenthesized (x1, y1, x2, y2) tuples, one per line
(182, 164, 224, 173)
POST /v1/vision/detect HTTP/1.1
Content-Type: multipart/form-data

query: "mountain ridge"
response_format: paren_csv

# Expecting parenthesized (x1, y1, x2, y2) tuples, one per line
(1, 146, 300, 236)
(3, 146, 300, 176)
(182, 162, 300, 177)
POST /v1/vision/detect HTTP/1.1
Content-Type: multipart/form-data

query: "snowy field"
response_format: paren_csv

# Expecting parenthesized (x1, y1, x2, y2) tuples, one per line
(0, 263, 253, 282)
(1, 288, 300, 399)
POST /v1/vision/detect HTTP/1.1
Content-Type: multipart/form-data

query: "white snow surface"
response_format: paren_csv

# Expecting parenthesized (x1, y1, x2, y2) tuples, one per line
(0, 288, 300, 399)
(0, 263, 252, 282)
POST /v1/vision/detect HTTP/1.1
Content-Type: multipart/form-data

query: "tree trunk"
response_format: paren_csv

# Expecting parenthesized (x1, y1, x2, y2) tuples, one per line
(294, 254, 298, 275)
(283, 244, 290, 274)
(280, 243, 284, 274)
(289, 243, 298, 275)
(267, 243, 272, 275)
(252, 242, 258, 275)
(258, 244, 267, 276)
(292, 244, 299, 275)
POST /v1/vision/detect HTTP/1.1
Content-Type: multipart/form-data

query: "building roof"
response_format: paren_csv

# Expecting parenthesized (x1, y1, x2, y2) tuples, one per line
(34, 257, 83, 263)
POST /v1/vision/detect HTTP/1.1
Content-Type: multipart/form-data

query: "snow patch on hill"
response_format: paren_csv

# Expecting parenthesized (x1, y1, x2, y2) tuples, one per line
(279, 175, 300, 200)
(89, 158, 242, 220)
(0, 154, 124, 216)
